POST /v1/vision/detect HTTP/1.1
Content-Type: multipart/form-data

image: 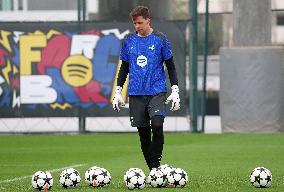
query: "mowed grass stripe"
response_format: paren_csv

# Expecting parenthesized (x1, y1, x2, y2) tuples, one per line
(0, 133, 283, 192)
(0, 164, 86, 184)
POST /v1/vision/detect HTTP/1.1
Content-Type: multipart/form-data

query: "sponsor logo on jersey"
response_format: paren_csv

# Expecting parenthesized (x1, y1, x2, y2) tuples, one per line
(136, 55, 147, 67)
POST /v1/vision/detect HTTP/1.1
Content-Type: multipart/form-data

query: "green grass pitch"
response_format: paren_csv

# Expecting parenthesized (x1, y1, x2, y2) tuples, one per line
(0, 133, 283, 191)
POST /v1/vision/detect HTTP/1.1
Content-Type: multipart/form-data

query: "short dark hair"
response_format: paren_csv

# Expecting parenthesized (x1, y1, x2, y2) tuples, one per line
(130, 6, 150, 20)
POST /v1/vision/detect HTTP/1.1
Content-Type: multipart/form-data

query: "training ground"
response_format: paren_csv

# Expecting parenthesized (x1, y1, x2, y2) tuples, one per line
(0, 133, 283, 191)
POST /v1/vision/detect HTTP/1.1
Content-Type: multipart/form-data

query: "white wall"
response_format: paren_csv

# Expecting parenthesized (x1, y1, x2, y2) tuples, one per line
(0, 11, 78, 21)
(0, 116, 222, 133)
(198, 0, 284, 13)
(0, 118, 78, 132)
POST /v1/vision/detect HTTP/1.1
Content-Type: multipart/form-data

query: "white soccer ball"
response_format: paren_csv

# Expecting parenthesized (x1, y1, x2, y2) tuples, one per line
(59, 168, 81, 188)
(124, 168, 146, 190)
(167, 167, 188, 188)
(159, 164, 174, 176)
(250, 167, 272, 188)
(85, 166, 111, 188)
(147, 167, 167, 187)
(31, 171, 53, 191)
(85, 166, 101, 185)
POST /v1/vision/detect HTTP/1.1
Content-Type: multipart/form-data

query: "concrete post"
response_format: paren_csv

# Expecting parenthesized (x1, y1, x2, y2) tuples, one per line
(219, 0, 284, 132)
(233, 0, 271, 46)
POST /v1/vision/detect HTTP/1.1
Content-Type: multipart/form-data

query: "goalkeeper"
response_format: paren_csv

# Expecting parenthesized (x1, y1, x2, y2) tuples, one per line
(112, 5, 180, 170)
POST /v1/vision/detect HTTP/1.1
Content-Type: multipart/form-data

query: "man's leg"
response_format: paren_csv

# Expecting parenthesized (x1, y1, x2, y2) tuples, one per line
(137, 126, 152, 170)
(150, 115, 164, 168)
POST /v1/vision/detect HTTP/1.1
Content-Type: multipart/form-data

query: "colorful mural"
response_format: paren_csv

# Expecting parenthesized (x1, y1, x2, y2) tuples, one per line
(0, 22, 186, 117)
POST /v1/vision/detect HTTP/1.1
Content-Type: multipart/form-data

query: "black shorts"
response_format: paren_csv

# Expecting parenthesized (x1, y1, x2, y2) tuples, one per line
(129, 93, 166, 127)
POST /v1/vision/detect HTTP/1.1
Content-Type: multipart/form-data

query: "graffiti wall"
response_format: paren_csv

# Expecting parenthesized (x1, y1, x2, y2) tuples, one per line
(0, 22, 186, 117)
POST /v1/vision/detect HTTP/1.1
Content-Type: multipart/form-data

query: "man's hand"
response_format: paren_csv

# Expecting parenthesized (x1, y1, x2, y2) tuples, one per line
(165, 85, 180, 111)
(112, 86, 125, 112)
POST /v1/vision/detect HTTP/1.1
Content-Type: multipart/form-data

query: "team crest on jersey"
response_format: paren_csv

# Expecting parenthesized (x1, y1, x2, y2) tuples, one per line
(149, 44, 155, 50)
(136, 55, 147, 67)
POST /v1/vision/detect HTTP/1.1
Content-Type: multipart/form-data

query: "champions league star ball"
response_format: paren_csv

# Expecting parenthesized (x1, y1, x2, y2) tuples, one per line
(59, 168, 81, 188)
(31, 171, 53, 191)
(166, 167, 188, 188)
(124, 168, 146, 190)
(250, 167, 272, 188)
(147, 167, 167, 188)
(146, 164, 174, 188)
(91, 167, 111, 187)
(85, 166, 100, 185)
(159, 164, 174, 176)
(85, 166, 111, 188)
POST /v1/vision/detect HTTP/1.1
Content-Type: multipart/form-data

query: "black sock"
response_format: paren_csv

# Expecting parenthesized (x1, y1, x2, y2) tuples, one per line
(151, 115, 164, 168)
(137, 126, 152, 170)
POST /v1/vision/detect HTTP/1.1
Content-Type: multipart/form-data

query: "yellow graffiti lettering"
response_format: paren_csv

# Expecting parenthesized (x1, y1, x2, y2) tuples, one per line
(20, 35, 46, 75)
(13, 65, 19, 75)
(50, 103, 72, 110)
(47, 29, 62, 39)
(29, 30, 44, 35)
(2, 60, 12, 85)
(0, 30, 12, 52)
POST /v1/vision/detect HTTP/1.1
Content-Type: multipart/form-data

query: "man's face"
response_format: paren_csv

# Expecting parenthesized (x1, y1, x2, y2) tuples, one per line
(132, 16, 150, 36)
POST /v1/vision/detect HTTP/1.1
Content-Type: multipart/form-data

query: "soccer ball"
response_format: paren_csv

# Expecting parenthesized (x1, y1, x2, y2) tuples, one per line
(85, 166, 111, 188)
(159, 164, 174, 176)
(250, 167, 272, 188)
(167, 167, 188, 188)
(147, 167, 167, 187)
(124, 168, 146, 190)
(31, 171, 53, 191)
(59, 168, 81, 188)
(85, 166, 101, 185)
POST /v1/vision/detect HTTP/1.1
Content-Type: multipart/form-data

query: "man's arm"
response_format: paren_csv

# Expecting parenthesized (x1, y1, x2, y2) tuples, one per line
(164, 56, 178, 86)
(112, 60, 129, 112)
(117, 60, 129, 87)
(165, 57, 180, 111)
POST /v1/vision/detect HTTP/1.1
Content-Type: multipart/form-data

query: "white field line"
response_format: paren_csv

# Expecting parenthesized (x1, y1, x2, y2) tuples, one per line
(0, 163, 86, 184)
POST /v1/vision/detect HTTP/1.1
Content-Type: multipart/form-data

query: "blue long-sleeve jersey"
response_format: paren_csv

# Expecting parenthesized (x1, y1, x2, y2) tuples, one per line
(120, 30, 173, 95)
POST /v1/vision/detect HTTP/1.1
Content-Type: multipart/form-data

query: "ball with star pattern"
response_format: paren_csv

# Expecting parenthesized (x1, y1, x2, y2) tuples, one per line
(31, 171, 53, 191)
(59, 168, 81, 188)
(85, 166, 100, 186)
(124, 168, 146, 190)
(147, 167, 168, 188)
(166, 167, 188, 188)
(250, 167, 272, 188)
(159, 164, 174, 177)
(88, 167, 111, 188)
